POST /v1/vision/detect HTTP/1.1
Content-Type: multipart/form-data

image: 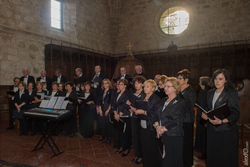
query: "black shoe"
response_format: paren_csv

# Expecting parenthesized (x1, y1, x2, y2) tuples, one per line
(99, 136, 105, 141)
(106, 138, 111, 145)
(6, 126, 14, 130)
(131, 157, 138, 162)
(24, 132, 28, 136)
(115, 148, 125, 154)
(121, 149, 130, 157)
(134, 158, 143, 165)
(30, 132, 36, 136)
(102, 138, 108, 144)
(69, 133, 75, 138)
(19, 132, 25, 136)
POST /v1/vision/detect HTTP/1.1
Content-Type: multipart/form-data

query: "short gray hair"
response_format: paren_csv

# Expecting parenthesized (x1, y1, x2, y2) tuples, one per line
(55, 69, 62, 73)
(75, 68, 82, 73)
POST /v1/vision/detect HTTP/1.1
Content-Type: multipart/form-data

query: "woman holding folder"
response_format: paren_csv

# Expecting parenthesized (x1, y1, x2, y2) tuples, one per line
(153, 77, 186, 167)
(202, 69, 240, 167)
(135, 79, 160, 167)
(126, 75, 146, 164)
(113, 79, 131, 156)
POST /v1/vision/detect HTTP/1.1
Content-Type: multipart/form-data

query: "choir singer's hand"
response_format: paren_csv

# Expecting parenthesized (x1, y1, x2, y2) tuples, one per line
(77, 99, 82, 104)
(135, 109, 144, 115)
(114, 113, 120, 121)
(105, 110, 109, 116)
(209, 116, 222, 125)
(126, 100, 131, 106)
(201, 112, 209, 120)
(156, 126, 167, 138)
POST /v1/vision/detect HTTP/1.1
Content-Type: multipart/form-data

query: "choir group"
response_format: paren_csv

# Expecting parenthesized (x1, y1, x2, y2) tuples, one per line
(6, 65, 240, 167)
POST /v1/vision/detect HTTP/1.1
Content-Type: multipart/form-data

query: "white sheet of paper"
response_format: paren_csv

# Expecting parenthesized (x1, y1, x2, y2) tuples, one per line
(37, 92, 45, 100)
(39, 100, 49, 108)
(60, 100, 69, 109)
(47, 96, 58, 109)
(53, 96, 65, 109)
(140, 120, 147, 129)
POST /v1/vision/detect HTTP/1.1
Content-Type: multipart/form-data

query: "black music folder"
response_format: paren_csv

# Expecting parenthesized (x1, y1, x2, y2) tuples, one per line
(135, 101, 149, 120)
(91, 76, 102, 83)
(156, 137, 165, 158)
(195, 103, 230, 120)
(113, 119, 126, 133)
(6, 90, 15, 96)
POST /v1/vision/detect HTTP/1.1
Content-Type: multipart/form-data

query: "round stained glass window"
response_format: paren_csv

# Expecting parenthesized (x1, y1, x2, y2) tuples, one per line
(160, 6, 190, 35)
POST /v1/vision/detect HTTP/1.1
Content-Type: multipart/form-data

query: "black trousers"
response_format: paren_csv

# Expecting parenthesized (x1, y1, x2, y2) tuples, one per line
(161, 135, 183, 167)
(64, 109, 77, 135)
(82, 108, 94, 137)
(8, 101, 15, 127)
(19, 118, 29, 133)
(195, 117, 206, 154)
(141, 128, 160, 167)
(183, 122, 194, 167)
(120, 117, 131, 150)
(131, 117, 142, 158)
(207, 130, 238, 167)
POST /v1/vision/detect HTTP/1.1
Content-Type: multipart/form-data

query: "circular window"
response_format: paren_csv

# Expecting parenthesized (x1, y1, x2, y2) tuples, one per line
(160, 6, 190, 35)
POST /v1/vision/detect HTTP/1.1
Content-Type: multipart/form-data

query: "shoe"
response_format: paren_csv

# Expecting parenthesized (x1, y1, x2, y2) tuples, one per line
(69, 133, 75, 138)
(24, 132, 28, 136)
(134, 158, 143, 165)
(115, 148, 125, 154)
(30, 132, 36, 136)
(131, 157, 138, 162)
(6, 126, 14, 130)
(19, 132, 25, 136)
(102, 138, 108, 144)
(121, 149, 130, 157)
(106, 138, 111, 145)
(99, 136, 105, 141)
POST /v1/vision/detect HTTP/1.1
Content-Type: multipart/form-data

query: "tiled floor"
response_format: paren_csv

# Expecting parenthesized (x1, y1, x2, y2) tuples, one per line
(0, 111, 246, 167)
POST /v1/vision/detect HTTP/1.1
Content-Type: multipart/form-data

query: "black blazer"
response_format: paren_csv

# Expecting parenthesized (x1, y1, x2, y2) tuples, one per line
(74, 74, 88, 85)
(63, 91, 78, 111)
(112, 90, 130, 116)
(52, 75, 68, 83)
(157, 95, 186, 136)
(206, 88, 240, 132)
(139, 94, 161, 129)
(36, 76, 53, 90)
(97, 89, 113, 112)
(91, 72, 106, 83)
(154, 88, 167, 99)
(128, 90, 146, 118)
(180, 85, 196, 123)
(20, 75, 35, 86)
(14, 89, 29, 110)
(48, 90, 63, 96)
(133, 72, 148, 79)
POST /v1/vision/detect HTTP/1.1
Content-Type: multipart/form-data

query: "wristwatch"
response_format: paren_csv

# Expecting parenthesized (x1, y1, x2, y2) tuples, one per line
(221, 119, 224, 124)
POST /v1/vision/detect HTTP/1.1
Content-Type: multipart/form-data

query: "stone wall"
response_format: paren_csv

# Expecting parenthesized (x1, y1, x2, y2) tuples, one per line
(0, 0, 111, 85)
(115, 0, 250, 53)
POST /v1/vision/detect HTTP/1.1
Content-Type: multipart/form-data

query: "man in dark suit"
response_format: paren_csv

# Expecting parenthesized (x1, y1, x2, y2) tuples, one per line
(6, 77, 20, 130)
(91, 65, 106, 89)
(117, 67, 132, 90)
(74, 68, 88, 92)
(133, 65, 148, 79)
(52, 69, 68, 83)
(36, 70, 52, 90)
(20, 68, 35, 86)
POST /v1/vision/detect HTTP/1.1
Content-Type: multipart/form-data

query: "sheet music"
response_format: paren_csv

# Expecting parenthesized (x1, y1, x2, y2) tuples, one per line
(47, 96, 58, 109)
(60, 100, 69, 109)
(39, 100, 49, 108)
(53, 97, 65, 109)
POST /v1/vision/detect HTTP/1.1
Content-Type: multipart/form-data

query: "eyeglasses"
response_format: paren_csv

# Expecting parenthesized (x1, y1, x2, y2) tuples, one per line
(119, 84, 125, 86)
(164, 85, 174, 88)
(177, 77, 184, 80)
